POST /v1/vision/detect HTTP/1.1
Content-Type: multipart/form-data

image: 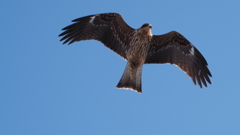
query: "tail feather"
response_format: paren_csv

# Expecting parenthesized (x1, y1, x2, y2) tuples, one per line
(116, 63, 142, 93)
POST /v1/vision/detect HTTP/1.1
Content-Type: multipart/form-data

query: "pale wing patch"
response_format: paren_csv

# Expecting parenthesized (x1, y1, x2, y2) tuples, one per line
(189, 46, 195, 55)
(89, 16, 96, 23)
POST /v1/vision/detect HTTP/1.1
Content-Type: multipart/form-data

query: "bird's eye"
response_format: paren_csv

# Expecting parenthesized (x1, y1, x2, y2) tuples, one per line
(149, 26, 152, 28)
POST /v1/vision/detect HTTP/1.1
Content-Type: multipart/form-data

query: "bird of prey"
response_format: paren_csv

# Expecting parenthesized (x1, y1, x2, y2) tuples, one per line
(59, 13, 212, 93)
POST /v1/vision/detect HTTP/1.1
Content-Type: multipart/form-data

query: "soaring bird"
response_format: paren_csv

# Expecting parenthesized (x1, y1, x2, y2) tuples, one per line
(59, 13, 212, 93)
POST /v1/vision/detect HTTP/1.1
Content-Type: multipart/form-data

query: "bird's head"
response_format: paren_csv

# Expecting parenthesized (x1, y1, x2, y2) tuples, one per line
(141, 23, 152, 29)
(140, 23, 152, 36)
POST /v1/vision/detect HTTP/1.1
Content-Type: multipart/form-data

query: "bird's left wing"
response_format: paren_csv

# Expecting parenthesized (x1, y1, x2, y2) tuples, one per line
(59, 13, 135, 60)
(145, 31, 212, 88)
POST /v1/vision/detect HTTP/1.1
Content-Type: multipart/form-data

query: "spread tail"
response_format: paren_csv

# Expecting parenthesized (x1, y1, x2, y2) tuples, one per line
(116, 62, 142, 93)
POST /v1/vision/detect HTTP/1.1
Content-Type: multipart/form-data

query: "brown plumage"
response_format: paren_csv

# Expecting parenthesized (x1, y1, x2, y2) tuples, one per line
(59, 13, 212, 93)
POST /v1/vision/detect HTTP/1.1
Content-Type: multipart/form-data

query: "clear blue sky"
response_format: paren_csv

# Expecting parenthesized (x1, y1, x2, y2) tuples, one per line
(1, 0, 240, 135)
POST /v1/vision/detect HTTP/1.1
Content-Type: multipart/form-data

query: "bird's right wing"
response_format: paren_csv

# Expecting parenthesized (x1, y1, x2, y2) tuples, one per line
(59, 13, 135, 60)
(145, 31, 212, 88)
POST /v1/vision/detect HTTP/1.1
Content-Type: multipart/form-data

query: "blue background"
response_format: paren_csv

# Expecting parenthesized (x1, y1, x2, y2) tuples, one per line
(1, 0, 239, 134)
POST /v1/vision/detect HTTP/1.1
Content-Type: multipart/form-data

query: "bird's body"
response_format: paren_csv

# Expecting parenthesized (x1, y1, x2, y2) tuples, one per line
(117, 27, 152, 91)
(59, 13, 212, 93)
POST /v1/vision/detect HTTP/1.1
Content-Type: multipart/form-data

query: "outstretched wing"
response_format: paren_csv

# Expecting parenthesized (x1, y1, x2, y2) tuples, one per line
(59, 13, 135, 60)
(145, 31, 212, 88)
